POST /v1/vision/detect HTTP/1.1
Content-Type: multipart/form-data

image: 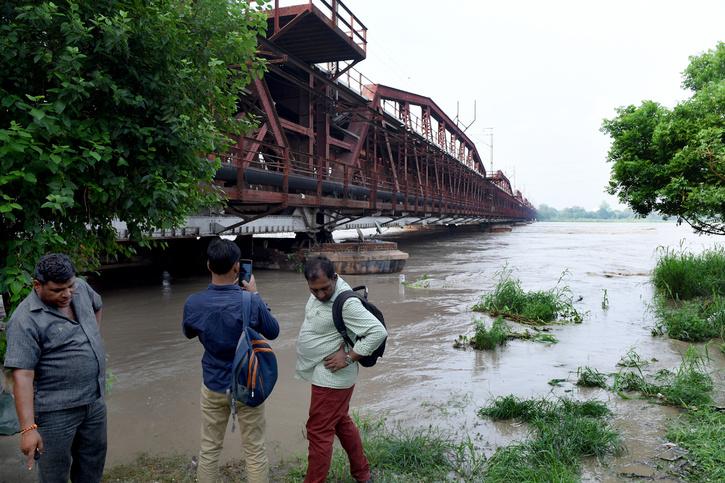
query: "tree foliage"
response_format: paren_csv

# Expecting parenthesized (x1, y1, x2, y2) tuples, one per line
(601, 42, 725, 235)
(0, 1, 268, 308)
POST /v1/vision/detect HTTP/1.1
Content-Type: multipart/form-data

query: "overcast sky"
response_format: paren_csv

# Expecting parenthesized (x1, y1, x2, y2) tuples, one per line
(309, 0, 723, 210)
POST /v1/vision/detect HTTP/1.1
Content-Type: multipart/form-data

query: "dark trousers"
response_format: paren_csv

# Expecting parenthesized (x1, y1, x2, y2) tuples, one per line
(304, 385, 370, 483)
(35, 398, 107, 483)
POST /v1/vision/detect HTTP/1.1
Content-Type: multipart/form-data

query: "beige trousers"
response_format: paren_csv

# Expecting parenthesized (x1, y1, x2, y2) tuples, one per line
(198, 384, 269, 483)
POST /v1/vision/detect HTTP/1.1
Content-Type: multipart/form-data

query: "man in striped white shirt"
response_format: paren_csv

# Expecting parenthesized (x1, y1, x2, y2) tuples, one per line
(296, 256, 387, 483)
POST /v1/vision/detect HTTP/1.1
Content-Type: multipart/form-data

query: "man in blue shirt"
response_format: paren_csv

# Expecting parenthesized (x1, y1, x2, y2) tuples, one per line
(182, 239, 280, 483)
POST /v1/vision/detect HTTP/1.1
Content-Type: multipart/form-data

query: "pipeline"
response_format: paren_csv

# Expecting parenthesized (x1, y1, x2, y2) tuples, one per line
(216, 165, 450, 208)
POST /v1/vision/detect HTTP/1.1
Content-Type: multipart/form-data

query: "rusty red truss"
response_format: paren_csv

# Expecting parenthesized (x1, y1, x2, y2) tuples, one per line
(217, 1, 535, 223)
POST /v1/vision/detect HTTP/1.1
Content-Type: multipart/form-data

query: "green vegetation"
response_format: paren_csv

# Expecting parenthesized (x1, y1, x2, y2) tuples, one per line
(473, 268, 584, 324)
(601, 289, 609, 310)
(284, 416, 485, 482)
(517, 332, 559, 344)
(536, 202, 651, 221)
(653, 246, 725, 300)
(667, 407, 725, 482)
(601, 42, 724, 235)
(613, 347, 713, 408)
(651, 247, 725, 342)
(478, 396, 622, 481)
(402, 274, 431, 289)
(0, 1, 268, 310)
(454, 318, 558, 350)
(471, 317, 509, 350)
(576, 366, 608, 388)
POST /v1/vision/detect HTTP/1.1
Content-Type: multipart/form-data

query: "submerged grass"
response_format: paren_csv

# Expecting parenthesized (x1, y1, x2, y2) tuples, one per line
(612, 347, 713, 408)
(479, 396, 622, 481)
(576, 366, 608, 388)
(666, 407, 725, 482)
(473, 267, 584, 325)
(652, 246, 725, 342)
(454, 318, 559, 350)
(402, 274, 431, 289)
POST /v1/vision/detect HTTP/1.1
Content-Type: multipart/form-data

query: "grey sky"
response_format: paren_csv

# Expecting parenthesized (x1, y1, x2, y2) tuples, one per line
(318, 0, 723, 210)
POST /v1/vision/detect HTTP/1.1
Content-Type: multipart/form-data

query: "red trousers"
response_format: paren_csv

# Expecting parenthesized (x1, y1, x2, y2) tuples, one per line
(304, 385, 370, 483)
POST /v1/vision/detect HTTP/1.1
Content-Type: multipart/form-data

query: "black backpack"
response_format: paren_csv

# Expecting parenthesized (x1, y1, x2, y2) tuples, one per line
(332, 285, 387, 367)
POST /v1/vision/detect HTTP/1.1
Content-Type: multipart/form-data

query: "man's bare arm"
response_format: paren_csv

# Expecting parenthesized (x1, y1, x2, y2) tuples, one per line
(95, 308, 103, 327)
(12, 369, 43, 469)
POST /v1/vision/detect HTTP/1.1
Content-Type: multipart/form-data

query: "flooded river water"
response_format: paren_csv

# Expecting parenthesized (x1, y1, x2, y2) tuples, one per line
(2, 222, 723, 481)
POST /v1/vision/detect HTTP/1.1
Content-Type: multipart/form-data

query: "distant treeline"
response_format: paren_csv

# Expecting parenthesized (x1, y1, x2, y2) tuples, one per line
(537, 203, 664, 221)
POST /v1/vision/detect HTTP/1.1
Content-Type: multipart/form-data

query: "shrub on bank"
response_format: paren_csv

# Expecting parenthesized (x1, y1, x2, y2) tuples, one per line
(473, 268, 584, 324)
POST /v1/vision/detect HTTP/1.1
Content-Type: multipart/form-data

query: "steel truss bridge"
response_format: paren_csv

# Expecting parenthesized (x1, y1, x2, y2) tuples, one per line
(120, 0, 535, 241)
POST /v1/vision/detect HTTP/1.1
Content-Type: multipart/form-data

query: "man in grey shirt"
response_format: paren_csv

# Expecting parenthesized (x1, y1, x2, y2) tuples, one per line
(4, 253, 106, 482)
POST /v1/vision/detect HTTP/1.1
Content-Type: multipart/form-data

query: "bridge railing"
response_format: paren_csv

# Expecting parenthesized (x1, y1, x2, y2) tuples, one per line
(270, 0, 367, 53)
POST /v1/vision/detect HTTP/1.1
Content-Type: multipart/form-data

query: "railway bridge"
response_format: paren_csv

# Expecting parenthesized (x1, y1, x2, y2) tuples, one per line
(116, 0, 535, 245)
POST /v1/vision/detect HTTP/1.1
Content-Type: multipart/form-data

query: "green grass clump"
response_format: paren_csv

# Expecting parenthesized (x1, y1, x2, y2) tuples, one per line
(654, 296, 725, 342)
(576, 366, 608, 388)
(473, 268, 584, 325)
(652, 246, 725, 342)
(666, 407, 725, 482)
(652, 246, 725, 300)
(478, 395, 540, 420)
(479, 396, 621, 481)
(471, 317, 509, 350)
(613, 347, 713, 408)
(483, 442, 579, 482)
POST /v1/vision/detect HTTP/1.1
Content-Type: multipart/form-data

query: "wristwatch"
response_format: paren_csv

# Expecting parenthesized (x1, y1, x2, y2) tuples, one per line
(344, 354, 355, 366)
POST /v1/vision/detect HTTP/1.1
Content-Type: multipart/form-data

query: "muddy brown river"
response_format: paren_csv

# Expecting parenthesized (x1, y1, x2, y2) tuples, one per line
(2, 222, 723, 482)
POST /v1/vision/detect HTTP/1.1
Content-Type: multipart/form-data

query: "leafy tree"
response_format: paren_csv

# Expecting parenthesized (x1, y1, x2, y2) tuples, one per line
(0, 1, 267, 309)
(602, 42, 724, 235)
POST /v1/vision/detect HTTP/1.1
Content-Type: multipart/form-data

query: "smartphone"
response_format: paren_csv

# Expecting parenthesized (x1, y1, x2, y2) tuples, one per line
(239, 259, 253, 284)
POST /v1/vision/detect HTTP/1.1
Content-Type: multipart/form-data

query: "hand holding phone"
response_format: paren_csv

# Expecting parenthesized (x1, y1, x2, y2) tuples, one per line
(239, 259, 253, 284)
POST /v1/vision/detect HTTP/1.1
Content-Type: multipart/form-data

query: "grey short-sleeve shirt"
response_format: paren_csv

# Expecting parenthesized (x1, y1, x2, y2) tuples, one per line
(3, 278, 106, 412)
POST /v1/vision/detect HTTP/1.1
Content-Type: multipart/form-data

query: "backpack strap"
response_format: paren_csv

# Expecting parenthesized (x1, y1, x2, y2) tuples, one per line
(332, 291, 359, 349)
(231, 289, 252, 432)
